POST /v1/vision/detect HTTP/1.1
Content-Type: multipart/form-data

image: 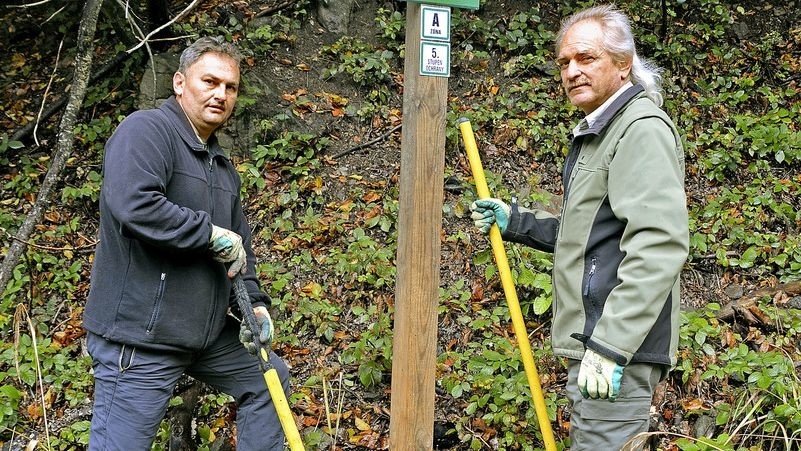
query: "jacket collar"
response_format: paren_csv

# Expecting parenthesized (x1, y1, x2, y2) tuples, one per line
(159, 96, 218, 152)
(572, 84, 645, 138)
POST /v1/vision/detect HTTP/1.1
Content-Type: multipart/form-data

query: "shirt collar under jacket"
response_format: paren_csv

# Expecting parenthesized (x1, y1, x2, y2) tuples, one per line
(175, 98, 208, 145)
(161, 97, 215, 153)
(573, 81, 634, 135)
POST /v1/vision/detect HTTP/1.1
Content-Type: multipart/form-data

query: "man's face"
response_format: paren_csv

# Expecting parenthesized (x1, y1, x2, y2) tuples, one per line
(173, 52, 239, 140)
(557, 20, 631, 114)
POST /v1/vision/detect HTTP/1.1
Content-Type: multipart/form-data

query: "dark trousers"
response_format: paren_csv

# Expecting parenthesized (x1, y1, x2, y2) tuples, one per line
(87, 317, 290, 450)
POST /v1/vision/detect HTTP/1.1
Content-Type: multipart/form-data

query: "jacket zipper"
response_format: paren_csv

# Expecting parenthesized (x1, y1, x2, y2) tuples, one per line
(207, 148, 215, 215)
(205, 147, 217, 348)
(146, 272, 167, 333)
(583, 257, 597, 297)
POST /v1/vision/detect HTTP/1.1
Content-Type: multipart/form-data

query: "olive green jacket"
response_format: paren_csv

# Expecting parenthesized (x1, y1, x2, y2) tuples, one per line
(503, 85, 689, 367)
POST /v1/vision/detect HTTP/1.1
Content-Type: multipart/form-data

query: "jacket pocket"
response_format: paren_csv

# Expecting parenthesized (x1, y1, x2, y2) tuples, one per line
(146, 272, 167, 334)
(582, 256, 603, 326)
(582, 256, 597, 298)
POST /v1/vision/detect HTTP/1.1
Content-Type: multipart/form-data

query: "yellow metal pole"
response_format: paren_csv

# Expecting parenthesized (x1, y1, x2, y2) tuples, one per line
(261, 349, 305, 451)
(458, 118, 557, 451)
(233, 277, 305, 451)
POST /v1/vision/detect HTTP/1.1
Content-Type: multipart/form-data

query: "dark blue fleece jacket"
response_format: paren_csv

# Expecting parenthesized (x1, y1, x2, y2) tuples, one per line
(84, 96, 267, 351)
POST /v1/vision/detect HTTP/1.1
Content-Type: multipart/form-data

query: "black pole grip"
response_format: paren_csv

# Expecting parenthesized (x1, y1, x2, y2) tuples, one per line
(233, 275, 271, 372)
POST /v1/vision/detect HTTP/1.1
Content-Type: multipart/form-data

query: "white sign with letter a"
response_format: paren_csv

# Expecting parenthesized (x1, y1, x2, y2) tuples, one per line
(421, 5, 451, 41)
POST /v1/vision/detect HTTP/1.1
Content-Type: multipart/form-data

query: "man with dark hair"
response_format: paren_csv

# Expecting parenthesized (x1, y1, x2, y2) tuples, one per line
(84, 36, 288, 450)
(470, 5, 689, 449)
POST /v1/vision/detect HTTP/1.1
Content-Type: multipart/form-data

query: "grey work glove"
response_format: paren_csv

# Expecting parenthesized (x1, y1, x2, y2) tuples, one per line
(239, 306, 274, 357)
(577, 348, 625, 401)
(209, 224, 247, 278)
(470, 198, 511, 234)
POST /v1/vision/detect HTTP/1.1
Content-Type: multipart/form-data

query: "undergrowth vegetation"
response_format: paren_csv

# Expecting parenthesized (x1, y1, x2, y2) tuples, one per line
(1, 0, 799, 450)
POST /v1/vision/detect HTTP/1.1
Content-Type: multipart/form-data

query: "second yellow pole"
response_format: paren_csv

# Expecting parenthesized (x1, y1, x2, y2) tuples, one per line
(458, 117, 557, 451)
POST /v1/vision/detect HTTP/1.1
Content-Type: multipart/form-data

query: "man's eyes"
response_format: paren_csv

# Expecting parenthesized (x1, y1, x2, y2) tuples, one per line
(557, 55, 598, 69)
(201, 79, 237, 93)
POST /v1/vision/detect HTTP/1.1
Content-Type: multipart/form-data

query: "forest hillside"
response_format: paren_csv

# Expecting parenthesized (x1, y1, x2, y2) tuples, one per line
(1, 0, 800, 450)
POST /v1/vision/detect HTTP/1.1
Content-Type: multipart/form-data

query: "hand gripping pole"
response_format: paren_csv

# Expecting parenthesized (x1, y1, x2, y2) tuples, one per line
(233, 276, 305, 451)
(458, 118, 557, 451)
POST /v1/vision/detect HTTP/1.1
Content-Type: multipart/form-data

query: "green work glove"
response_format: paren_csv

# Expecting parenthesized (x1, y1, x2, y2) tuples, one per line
(209, 224, 246, 277)
(470, 198, 511, 234)
(577, 348, 624, 401)
(239, 306, 274, 356)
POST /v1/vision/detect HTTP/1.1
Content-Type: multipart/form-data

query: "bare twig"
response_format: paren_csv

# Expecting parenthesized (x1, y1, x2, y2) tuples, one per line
(717, 280, 801, 322)
(333, 372, 345, 450)
(6, 0, 55, 7)
(322, 374, 333, 434)
(15, 304, 51, 448)
(34, 37, 64, 147)
(43, 3, 66, 23)
(462, 423, 492, 449)
(321, 371, 346, 450)
(333, 124, 402, 159)
(254, 1, 296, 19)
(126, 0, 201, 54)
(1, 226, 98, 252)
(116, 0, 157, 106)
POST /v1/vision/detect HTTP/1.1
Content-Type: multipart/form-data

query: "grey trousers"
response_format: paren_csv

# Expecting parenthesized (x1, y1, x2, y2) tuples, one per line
(87, 317, 290, 451)
(566, 359, 665, 451)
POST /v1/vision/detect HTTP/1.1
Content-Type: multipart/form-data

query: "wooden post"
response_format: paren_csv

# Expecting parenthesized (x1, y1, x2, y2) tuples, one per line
(389, 3, 448, 449)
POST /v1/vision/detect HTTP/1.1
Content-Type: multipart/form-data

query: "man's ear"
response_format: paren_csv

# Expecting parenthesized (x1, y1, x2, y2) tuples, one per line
(618, 60, 632, 80)
(173, 71, 184, 96)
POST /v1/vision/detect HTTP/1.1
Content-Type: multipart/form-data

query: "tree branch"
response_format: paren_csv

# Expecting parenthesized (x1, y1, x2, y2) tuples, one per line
(10, 50, 138, 144)
(126, 0, 201, 54)
(717, 281, 801, 322)
(0, 0, 105, 294)
(33, 38, 64, 147)
(333, 124, 402, 159)
(253, 1, 296, 19)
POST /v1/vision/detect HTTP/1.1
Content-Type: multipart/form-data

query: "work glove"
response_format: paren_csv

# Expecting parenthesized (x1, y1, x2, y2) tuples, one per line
(239, 306, 274, 357)
(577, 348, 624, 401)
(209, 224, 247, 278)
(470, 198, 511, 234)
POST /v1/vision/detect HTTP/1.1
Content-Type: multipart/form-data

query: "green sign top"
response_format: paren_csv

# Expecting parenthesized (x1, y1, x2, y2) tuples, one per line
(403, 0, 479, 10)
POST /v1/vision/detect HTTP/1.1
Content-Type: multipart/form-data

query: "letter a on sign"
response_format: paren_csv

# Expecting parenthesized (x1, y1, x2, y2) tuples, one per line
(421, 6, 450, 41)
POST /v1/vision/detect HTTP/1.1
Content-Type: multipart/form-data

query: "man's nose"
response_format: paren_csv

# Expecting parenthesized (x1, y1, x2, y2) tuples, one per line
(563, 60, 581, 79)
(213, 84, 228, 99)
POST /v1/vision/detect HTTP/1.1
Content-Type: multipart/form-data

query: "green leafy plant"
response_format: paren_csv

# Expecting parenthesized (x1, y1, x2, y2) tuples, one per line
(375, 7, 405, 52)
(321, 37, 395, 89)
(0, 133, 23, 155)
(340, 303, 393, 387)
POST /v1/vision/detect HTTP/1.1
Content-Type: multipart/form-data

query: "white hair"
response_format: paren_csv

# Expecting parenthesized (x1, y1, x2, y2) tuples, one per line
(556, 4, 664, 107)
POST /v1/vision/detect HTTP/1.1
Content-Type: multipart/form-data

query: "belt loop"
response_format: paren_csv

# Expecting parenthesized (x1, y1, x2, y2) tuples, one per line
(118, 344, 136, 372)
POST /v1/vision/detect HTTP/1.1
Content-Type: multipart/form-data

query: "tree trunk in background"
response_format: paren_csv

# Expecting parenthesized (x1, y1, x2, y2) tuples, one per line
(146, 0, 176, 51)
(0, 0, 105, 294)
(168, 378, 204, 451)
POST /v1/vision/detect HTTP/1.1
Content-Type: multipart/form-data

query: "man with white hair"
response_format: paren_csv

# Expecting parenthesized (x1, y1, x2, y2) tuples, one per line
(471, 5, 689, 449)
